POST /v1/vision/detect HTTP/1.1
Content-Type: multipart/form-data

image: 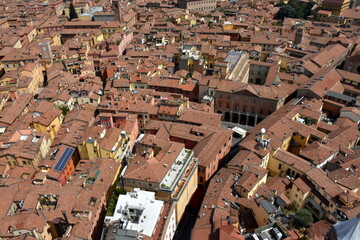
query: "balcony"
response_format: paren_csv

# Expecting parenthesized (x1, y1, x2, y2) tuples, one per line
(306, 198, 325, 219)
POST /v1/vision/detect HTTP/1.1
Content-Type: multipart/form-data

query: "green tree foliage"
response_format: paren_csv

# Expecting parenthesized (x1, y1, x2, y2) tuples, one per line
(114, 188, 126, 195)
(106, 202, 115, 216)
(304, 1, 316, 18)
(69, 3, 78, 20)
(275, 0, 285, 7)
(272, 20, 283, 26)
(276, 0, 315, 20)
(276, 5, 296, 20)
(296, 209, 313, 227)
(57, 105, 70, 116)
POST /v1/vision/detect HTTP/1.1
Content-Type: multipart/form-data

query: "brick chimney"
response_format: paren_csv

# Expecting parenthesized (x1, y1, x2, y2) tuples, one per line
(9, 88, 19, 101)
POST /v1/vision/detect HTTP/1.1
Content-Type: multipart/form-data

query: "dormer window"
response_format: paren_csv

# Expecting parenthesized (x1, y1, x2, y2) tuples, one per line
(38, 194, 58, 210)
(89, 197, 97, 206)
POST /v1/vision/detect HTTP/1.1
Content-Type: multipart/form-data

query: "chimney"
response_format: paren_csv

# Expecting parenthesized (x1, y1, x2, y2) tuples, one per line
(9, 88, 19, 101)
(145, 148, 154, 159)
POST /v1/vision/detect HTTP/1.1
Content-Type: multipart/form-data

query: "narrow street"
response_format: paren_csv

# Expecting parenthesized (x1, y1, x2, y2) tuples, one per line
(172, 134, 243, 240)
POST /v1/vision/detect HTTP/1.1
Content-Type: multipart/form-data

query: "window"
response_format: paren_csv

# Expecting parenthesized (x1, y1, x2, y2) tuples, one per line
(89, 197, 97, 206)
(278, 163, 282, 170)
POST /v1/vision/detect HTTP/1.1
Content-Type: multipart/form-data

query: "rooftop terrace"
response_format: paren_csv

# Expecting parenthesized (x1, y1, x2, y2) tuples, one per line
(160, 148, 194, 191)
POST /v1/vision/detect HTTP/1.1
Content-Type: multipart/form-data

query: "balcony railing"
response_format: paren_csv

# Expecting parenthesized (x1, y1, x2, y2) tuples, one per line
(306, 198, 324, 219)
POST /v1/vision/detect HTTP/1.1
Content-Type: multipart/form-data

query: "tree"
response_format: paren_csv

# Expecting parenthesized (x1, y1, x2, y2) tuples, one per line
(276, 5, 296, 20)
(57, 105, 70, 116)
(276, 0, 315, 20)
(272, 20, 283, 26)
(296, 209, 313, 227)
(114, 188, 127, 195)
(275, 0, 285, 7)
(304, 1, 316, 19)
(69, 3, 78, 20)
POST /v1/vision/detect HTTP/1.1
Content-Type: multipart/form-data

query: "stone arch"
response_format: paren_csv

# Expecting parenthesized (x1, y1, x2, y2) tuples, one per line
(224, 112, 231, 122)
(232, 113, 239, 123)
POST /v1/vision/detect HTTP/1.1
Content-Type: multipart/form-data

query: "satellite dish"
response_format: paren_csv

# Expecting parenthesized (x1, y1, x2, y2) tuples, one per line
(261, 128, 266, 134)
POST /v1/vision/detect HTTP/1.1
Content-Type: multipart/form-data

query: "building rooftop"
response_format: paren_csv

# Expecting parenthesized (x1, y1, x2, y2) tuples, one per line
(160, 148, 193, 190)
(105, 188, 163, 237)
(80, 7, 104, 17)
(224, 50, 244, 72)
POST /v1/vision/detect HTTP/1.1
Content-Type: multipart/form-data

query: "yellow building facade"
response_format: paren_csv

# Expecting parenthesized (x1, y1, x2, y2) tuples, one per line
(173, 160, 198, 222)
(322, 0, 351, 15)
(31, 116, 62, 142)
(78, 132, 130, 161)
(124, 149, 198, 223)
